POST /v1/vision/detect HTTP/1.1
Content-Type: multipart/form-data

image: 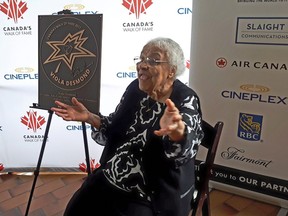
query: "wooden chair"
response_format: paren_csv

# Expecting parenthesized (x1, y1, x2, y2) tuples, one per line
(190, 120, 224, 216)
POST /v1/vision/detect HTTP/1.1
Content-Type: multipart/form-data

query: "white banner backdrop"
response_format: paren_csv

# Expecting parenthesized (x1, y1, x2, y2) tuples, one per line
(190, 0, 288, 208)
(0, 0, 193, 169)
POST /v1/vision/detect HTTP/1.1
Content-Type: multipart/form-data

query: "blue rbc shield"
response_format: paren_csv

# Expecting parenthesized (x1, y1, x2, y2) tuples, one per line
(238, 113, 263, 141)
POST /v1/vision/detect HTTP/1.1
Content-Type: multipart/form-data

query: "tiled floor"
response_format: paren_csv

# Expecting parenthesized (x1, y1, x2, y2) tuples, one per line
(0, 172, 287, 216)
(209, 190, 285, 216)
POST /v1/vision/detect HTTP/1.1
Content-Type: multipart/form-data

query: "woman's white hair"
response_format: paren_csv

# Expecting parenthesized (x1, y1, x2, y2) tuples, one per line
(144, 37, 186, 77)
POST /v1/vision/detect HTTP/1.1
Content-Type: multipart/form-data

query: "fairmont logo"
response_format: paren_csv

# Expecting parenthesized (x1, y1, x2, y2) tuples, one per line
(221, 147, 272, 168)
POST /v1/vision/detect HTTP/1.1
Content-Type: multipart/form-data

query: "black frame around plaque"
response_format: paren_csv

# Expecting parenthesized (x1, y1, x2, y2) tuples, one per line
(38, 14, 102, 114)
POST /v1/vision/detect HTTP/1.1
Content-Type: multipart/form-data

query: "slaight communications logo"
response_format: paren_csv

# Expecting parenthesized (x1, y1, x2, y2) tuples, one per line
(0, 0, 28, 23)
(238, 113, 263, 141)
(122, 0, 154, 32)
(21, 110, 46, 133)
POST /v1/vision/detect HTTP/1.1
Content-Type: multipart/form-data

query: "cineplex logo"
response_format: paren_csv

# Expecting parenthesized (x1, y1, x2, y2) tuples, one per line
(221, 84, 287, 106)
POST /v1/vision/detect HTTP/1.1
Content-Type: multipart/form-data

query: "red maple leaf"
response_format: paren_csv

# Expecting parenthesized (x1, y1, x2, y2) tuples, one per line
(186, 60, 190, 69)
(122, 0, 153, 19)
(79, 159, 100, 172)
(0, 0, 28, 23)
(216, 58, 227, 68)
(21, 110, 46, 132)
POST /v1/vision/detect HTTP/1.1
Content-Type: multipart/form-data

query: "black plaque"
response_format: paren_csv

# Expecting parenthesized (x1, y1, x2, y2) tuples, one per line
(38, 14, 102, 114)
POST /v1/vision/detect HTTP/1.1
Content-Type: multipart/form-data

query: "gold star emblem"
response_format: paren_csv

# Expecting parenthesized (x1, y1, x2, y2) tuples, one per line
(44, 30, 96, 70)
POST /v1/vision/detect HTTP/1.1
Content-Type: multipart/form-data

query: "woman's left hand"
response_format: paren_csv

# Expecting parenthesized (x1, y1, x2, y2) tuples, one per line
(154, 99, 185, 141)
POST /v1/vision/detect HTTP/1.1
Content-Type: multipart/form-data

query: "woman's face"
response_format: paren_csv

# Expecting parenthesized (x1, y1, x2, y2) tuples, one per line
(136, 45, 174, 99)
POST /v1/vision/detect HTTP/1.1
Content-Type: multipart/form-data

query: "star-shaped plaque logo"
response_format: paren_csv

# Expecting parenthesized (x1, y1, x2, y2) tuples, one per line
(44, 30, 96, 70)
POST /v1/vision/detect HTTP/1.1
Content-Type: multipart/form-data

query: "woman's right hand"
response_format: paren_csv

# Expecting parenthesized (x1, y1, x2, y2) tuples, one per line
(51, 97, 90, 122)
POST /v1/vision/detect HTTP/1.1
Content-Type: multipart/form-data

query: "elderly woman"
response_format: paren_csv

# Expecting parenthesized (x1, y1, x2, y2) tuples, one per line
(51, 37, 204, 216)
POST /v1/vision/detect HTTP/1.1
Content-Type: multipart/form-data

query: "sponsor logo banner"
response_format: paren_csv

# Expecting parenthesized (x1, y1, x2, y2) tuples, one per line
(236, 17, 288, 45)
(208, 163, 288, 200)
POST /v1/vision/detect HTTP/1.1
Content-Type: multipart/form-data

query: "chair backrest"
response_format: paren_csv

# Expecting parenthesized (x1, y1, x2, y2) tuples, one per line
(191, 120, 224, 216)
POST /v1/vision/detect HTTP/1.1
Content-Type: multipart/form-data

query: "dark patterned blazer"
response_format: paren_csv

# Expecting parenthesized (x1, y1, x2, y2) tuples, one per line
(92, 79, 204, 216)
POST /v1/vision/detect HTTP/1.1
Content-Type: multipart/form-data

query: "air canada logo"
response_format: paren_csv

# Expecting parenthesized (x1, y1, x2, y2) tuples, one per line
(0, 0, 28, 23)
(216, 57, 227, 68)
(21, 110, 46, 132)
(238, 113, 263, 141)
(40, 17, 99, 91)
(122, 0, 153, 19)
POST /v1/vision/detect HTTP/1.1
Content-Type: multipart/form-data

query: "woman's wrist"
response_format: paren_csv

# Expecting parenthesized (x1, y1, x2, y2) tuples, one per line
(168, 123, 186, 142)
(87, 111, 100, 129)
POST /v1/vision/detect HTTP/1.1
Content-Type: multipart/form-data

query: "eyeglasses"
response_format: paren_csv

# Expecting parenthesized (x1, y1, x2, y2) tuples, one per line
(133, 56, 168, 67)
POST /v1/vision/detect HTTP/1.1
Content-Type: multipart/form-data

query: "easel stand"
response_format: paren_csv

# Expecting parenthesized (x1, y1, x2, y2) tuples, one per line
(25, 108, 91, 216)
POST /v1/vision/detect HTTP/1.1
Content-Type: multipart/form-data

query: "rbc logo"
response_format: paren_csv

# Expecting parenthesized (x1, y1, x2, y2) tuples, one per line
(238, 113, 263, 141)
